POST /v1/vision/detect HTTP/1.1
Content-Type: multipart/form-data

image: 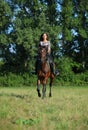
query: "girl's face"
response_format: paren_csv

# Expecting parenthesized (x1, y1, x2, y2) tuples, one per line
(42, 33, 47, 40)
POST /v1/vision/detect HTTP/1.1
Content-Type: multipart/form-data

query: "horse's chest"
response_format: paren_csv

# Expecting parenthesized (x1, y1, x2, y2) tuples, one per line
(41, 62, 50, 72)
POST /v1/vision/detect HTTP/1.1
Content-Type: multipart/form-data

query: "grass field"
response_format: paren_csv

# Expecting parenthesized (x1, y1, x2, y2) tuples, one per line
(0, 86, 88, 130)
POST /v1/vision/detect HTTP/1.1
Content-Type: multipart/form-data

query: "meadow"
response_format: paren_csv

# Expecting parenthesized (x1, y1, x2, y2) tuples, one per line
(0, 86, 88, 130)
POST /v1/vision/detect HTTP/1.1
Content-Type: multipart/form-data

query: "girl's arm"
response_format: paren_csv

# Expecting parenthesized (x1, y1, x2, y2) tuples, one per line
(48, 41, 51, 54)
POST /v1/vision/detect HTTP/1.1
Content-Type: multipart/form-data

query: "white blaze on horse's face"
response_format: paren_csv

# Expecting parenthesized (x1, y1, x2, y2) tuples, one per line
(41, 49, 43, 53)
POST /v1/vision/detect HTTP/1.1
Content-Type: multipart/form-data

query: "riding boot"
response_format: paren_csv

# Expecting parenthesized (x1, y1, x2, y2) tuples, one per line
(48, 55, 59, 76)
(50, 63, 59, 76)
(50, 63, 55, 75)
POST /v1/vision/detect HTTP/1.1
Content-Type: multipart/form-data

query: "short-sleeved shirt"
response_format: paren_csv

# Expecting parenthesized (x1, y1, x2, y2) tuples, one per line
(39, 41, 51, 54)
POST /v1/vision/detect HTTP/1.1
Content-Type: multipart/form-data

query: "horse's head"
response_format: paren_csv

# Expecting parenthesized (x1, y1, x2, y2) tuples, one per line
(39, 47, 47, 61)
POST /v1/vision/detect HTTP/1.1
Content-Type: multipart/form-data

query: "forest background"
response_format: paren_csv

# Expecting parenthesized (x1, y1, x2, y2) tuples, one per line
(0, 0, 88, 87)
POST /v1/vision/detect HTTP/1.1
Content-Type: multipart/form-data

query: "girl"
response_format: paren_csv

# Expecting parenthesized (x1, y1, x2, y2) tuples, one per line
(35, 33, 59, 76)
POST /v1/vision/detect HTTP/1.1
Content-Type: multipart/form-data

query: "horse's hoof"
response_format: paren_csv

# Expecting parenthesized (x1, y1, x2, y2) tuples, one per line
(49, 94, 52, 97)
(42, 94, 45, 99)
(38, 93, 41, 97)
(42, 96, 45, 99)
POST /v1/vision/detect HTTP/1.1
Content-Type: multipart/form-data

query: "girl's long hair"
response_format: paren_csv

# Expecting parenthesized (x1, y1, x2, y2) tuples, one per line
(40, 33, 49, 41)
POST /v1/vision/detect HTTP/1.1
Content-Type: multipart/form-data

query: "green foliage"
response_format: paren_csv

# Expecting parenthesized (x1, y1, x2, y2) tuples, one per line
(15, 117, 40, 126)
(0, 34, 8, 44)
(0, 73, 37, 87)
(0, 0, 88, 85)
(61, 0, 88, 71)
(55, 57, 88, 86)
(79, 28, 87, 38)
(58, 57, 75, 82)
(0, 0, 11, 30)
(73, 71, 88, 85)
(0, 70, 88, 87)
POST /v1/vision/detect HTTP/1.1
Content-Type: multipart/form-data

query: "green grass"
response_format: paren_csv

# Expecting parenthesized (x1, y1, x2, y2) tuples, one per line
(0, 86, 88, 130)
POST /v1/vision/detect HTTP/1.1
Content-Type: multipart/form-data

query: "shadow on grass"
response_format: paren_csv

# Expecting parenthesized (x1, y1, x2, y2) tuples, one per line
(0, 92, 29, 99)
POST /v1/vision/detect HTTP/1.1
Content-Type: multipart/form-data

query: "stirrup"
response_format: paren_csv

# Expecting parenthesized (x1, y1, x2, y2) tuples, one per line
(55, 70, 59, 76)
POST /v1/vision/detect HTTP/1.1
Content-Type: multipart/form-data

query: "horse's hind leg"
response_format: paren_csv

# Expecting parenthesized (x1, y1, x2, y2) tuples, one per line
(37, 79, 41, 97)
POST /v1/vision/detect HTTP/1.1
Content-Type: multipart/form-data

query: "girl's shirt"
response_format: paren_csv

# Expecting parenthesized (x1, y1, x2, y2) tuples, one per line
(39, 41, 51, 54)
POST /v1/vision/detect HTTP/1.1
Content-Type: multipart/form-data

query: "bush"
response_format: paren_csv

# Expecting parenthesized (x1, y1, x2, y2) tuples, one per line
(0, 73, 37, 87)
(57, 57, 75, 81)
(73, 71, 88, 85)
(0, 56, 88, 87)
(55, 57, 88, 86)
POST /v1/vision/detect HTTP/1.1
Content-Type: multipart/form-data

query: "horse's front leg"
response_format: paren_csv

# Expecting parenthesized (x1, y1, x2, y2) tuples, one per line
(42, 80, 46, 99)
(37, 79, 41, 97)
(49, 82, 52, 97)
(42, 83, 46, 99)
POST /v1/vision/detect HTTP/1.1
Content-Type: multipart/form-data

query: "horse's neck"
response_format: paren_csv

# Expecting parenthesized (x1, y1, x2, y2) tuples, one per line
(41, 60, 50, 73)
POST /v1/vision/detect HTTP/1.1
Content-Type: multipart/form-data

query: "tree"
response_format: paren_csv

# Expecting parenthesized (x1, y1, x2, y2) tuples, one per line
(0, 0, 12, 58)
(60, 0, 88, 72)
(8, 0, 60, 73)
(73, 0, 88, 71)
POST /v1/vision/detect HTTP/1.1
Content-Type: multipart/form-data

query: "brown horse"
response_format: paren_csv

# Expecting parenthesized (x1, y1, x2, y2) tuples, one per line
(36, 47, 54, 99)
